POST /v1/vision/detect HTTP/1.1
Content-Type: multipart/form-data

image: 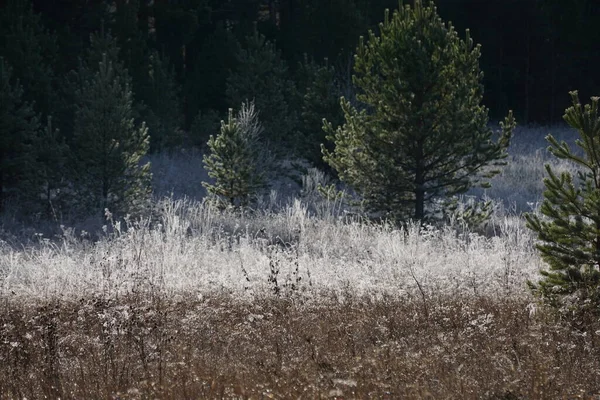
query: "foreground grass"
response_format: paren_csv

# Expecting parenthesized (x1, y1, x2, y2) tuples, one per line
(2, 293, 600, 399)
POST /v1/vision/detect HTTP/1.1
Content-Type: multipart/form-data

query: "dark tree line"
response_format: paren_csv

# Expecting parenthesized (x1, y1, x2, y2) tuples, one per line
(434, 0, 600, 124)
(0, 0, 599, 216)
(18, 0, 598, 126)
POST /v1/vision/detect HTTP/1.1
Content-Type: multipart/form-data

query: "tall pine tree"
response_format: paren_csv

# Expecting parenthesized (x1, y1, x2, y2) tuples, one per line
(226, 28, 297, 150)
(140, 50, 184, 152)
(111, 0, 184, 152)
(0, 0, 58, 119)
(72, 34, 151, 216)
(33, 116, 69, 219)
(186, 23, 239, 128)
(295, 56, 343, 170)
(323, 1, 515, 222)
(0, 58, 39, 212)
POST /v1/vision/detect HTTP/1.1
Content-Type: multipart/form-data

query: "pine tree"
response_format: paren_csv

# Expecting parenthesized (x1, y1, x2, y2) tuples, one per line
(58, 29, 127, 142)
(72, 43, 151, 216)
(141, 51, 184, 152)
(202, 101, 270, 207)
(277, 0, 369, 65)
(296, 56, 343, 170)
(226, 28, 297, 150)
(33, 116, 70, 218)
(323, 1, 515, 222)
(0, 58, 39, 212)
(526, 92, 600, 315)
(191, 108, 221, 149)
(111, 0, 149, 93)
(186, 23, 239, 127)
(111, 0, 184, 152)
(0, 0, 58, 119)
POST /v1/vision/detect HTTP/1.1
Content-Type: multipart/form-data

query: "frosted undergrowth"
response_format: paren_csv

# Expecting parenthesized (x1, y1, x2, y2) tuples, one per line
(0, 197, 542, 301)
(0, 125, 582, 301)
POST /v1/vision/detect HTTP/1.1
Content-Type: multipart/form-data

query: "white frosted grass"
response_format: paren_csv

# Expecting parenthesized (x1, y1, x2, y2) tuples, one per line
(470, 124, 582, 212)
(0, 197, 543, 302)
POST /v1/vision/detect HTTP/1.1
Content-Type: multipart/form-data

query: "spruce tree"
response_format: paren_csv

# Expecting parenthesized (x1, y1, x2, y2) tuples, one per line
(72, 43, 151, 216)
(323, 1, 515, 222)
(526, 92, 600, 314)
(202, 101, 269, 207)
(0, 58, 39, 212)
(226, 29, 297, 149)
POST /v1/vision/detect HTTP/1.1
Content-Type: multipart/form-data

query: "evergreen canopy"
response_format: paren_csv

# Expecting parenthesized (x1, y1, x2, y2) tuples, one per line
(203, 101, 270, 207)
(0, 58, 39, 211)
(323, 0, 515, 222)
(71, 33, 151, 216)
(526, 92, 600, 311)
(226, 29, 297, 149)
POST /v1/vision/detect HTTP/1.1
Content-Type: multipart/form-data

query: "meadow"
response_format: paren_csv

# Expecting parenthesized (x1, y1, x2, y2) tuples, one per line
(2, 125, 600, 399)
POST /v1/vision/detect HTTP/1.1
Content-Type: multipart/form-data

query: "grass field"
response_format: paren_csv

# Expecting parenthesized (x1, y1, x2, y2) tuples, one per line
(3, 124, 600, 399)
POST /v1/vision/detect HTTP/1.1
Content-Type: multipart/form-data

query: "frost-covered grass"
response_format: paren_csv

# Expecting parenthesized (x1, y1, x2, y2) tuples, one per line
(3, 124, 600, 399)
(470, 123, 581, 212)
(0, 197, 543, 301)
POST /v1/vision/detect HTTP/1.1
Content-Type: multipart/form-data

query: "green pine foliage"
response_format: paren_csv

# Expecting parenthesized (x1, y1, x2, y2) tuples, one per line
(0, 58, 39, 212)
(526, 92, 600, 316)
(58, 29, 127, 142)
(110, 0, 184, 153)
(186, 24, 239, 123)
(278, 0, 369, 65)
(141, 51, 184, 152)
(33, 116, 70, 218)
(111, 0, 149, 93)
(0, 0, 58, 119)
(296, 56, 343, 169)
(72, 44, 151, 216)
(226, 29, 297, 150)
(323, 0, 515, 222)
(203, 101, 270, 207)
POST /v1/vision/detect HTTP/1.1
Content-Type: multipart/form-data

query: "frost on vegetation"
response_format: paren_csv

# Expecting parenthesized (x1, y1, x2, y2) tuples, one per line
(0, 199, 541, 302)
(470, 124, 582, 212)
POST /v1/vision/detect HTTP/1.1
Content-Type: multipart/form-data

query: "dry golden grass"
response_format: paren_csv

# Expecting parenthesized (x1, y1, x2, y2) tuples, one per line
(2, 292, 600, 399)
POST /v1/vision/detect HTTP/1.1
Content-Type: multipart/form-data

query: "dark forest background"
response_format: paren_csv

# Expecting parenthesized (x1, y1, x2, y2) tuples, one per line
(7, 0, 600, 126)
(1, 0, 599, 218)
